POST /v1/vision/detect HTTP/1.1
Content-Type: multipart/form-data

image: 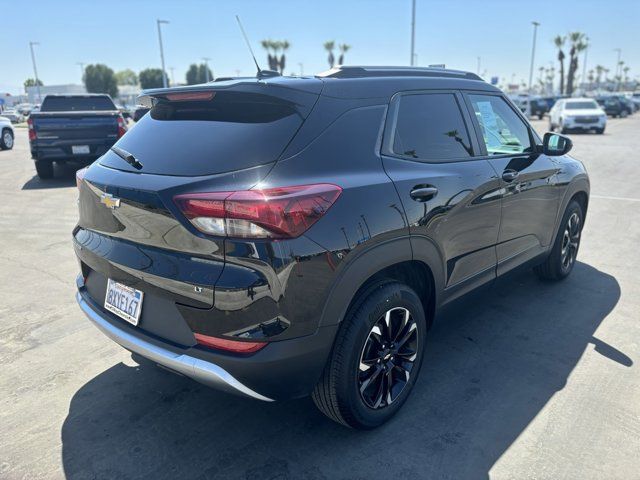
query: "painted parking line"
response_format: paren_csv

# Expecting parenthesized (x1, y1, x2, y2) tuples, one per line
(590, 195, 640, 203)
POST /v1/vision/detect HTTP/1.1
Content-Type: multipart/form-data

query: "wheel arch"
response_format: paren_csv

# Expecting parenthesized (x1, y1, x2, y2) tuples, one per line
(557, 175, 590, 231)
(318, 236, 444, 329)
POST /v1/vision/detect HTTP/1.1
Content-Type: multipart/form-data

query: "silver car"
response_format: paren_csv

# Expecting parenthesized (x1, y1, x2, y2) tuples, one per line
(0, 116, 15, 150)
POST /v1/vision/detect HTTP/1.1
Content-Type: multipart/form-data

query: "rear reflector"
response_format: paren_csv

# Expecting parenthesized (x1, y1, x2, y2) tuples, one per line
(194, 333, 266, 353)
(174, 184, 342, 239)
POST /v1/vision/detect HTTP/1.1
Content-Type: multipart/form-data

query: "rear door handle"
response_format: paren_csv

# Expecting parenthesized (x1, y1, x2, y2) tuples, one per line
(410, 186, 438, 201)
(502, 170, 519, 182)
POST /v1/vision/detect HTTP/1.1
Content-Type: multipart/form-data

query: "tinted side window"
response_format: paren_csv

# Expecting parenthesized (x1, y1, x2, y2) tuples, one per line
(392, 93, 473, 161)
(468, 94, 533, 155)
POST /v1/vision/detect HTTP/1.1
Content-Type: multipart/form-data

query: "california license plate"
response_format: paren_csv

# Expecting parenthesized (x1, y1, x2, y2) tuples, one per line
(72, 145, 90, 155)
(104, 279, 144, 326)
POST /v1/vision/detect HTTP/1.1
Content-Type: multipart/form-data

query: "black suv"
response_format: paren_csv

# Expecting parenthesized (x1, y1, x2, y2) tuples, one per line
(74, 66, 589, 429)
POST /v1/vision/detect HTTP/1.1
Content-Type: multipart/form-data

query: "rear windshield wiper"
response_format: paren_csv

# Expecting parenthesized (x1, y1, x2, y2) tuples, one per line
(111, 146, 143, 170)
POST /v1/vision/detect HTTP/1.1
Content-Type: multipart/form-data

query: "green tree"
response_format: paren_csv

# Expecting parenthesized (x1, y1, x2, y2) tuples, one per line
(324, 41, 336, 68)
(84, 64, 118, 97)
(115, 69, 138, 86)
(139, 68, 166, 89)
(260, 39, 290, 73)
(337, 44, 351, 65)
(185, 64, 213, 85)
(23, 78, 43, 91)
(565, 32, 587, 95)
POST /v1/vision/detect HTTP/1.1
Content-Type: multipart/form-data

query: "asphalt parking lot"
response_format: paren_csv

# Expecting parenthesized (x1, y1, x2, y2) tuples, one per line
(1, 117, 639, 480)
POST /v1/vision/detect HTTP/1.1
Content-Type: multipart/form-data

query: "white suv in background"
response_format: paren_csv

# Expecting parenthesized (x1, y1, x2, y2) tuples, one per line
(549, 98, 607, 134)
(0, 116, 15, 150)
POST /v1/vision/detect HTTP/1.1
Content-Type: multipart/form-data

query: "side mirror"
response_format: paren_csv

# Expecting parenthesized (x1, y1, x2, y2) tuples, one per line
(542, 132, 573, 156)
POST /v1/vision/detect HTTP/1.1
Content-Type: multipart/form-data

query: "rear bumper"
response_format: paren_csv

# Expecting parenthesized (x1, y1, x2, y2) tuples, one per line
(77, 291, 274, 401)
(31, 142, 114, 161)
(76, 284, 338, 401)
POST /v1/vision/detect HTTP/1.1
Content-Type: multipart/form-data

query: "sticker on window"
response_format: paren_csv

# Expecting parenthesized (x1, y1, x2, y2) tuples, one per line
(476, 101, 502, 149)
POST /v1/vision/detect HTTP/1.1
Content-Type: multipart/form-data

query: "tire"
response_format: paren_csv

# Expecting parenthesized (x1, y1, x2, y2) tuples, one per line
(534, 200, 583, 281)
(0, 128, 13, 150)
(538, 114, 544, 120)
(312, 281, 427, 429)
(620, 110, 628, 118)
(35, 160, 54, 179)
(596, 127, 605, 134)
(549, 122, 555, 132)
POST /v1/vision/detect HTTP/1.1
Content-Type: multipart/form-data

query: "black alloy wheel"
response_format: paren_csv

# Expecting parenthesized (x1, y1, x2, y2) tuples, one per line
(358, 307, 418, 409)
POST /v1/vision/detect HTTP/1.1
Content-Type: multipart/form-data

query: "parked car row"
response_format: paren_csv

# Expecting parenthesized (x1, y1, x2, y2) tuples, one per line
(595, 95, 636, 117)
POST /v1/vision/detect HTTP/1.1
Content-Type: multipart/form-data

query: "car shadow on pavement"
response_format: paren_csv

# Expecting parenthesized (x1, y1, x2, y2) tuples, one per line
(21, 164, 78, 190)
(61, 262, 624, 479)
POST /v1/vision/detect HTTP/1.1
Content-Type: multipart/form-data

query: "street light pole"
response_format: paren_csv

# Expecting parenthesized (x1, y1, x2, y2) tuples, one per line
(410, 0, 416, 66)
(527, 21, 540, 118)
(613, 48, 621, 91)
(156, 19, 169, 88)
(298, 62, 304, 76)
(477, 56, 481, 76)
(29, 41, 41, 103)
(528, 21, 540, 94)
(202, 57, 212, 82)
(76, 62, 85, 84)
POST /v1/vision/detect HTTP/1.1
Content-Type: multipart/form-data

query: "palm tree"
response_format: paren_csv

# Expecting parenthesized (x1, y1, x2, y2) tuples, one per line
(565, 32, 587, 95)
(554, 35, 566, 94)
(338, 44, 351, 65)
(595, 65, 605, 86)
(324, 41, 336, 68)
(261, 39, 277, 71)
(279, 40, 290, 74)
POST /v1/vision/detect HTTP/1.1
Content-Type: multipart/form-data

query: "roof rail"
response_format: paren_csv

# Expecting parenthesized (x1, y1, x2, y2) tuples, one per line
(316, 65, 482, 81)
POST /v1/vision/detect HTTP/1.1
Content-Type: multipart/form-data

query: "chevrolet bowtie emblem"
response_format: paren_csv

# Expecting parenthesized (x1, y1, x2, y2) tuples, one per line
(100, 193, 121, 209)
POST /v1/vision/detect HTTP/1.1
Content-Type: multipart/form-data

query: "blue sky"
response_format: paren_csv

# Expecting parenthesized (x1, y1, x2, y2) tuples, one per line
(2, 0, 638, 94)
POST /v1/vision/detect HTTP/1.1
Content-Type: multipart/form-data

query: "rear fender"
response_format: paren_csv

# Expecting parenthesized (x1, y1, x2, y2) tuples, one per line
(318, 236, 445, 327)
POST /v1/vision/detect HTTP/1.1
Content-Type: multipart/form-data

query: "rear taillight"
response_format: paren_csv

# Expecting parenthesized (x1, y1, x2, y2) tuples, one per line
(194, 333, 266, 354)
(117, 115, 127, 138)
(27, 118, 36, 141)
(174, 184, 342, 239)
(76, 167, 88, 190)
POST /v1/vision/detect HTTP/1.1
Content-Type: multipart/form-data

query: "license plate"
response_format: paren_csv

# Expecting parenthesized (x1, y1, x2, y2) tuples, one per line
(104, 279, 144, 326)
(72, 145, 90, 155)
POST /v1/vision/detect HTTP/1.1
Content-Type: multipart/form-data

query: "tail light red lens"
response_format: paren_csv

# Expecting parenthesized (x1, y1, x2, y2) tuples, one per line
(174, 183, 342, 239)
(117, 115, 127, 138)
(27, 118, 36, 141)
(194, 333, 266, 354)
(76, 167, 88, 190)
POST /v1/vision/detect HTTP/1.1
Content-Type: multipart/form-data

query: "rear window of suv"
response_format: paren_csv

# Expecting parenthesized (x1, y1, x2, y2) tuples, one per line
(101, 88, 318, 176)
(41, 96, 116, 112)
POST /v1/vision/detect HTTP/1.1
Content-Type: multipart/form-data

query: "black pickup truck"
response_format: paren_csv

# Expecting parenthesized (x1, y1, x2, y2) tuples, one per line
(27, 94, 127, 179)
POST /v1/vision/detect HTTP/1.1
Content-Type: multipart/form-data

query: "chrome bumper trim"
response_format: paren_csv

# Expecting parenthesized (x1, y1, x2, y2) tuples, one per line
(76, 292, 274, 402)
